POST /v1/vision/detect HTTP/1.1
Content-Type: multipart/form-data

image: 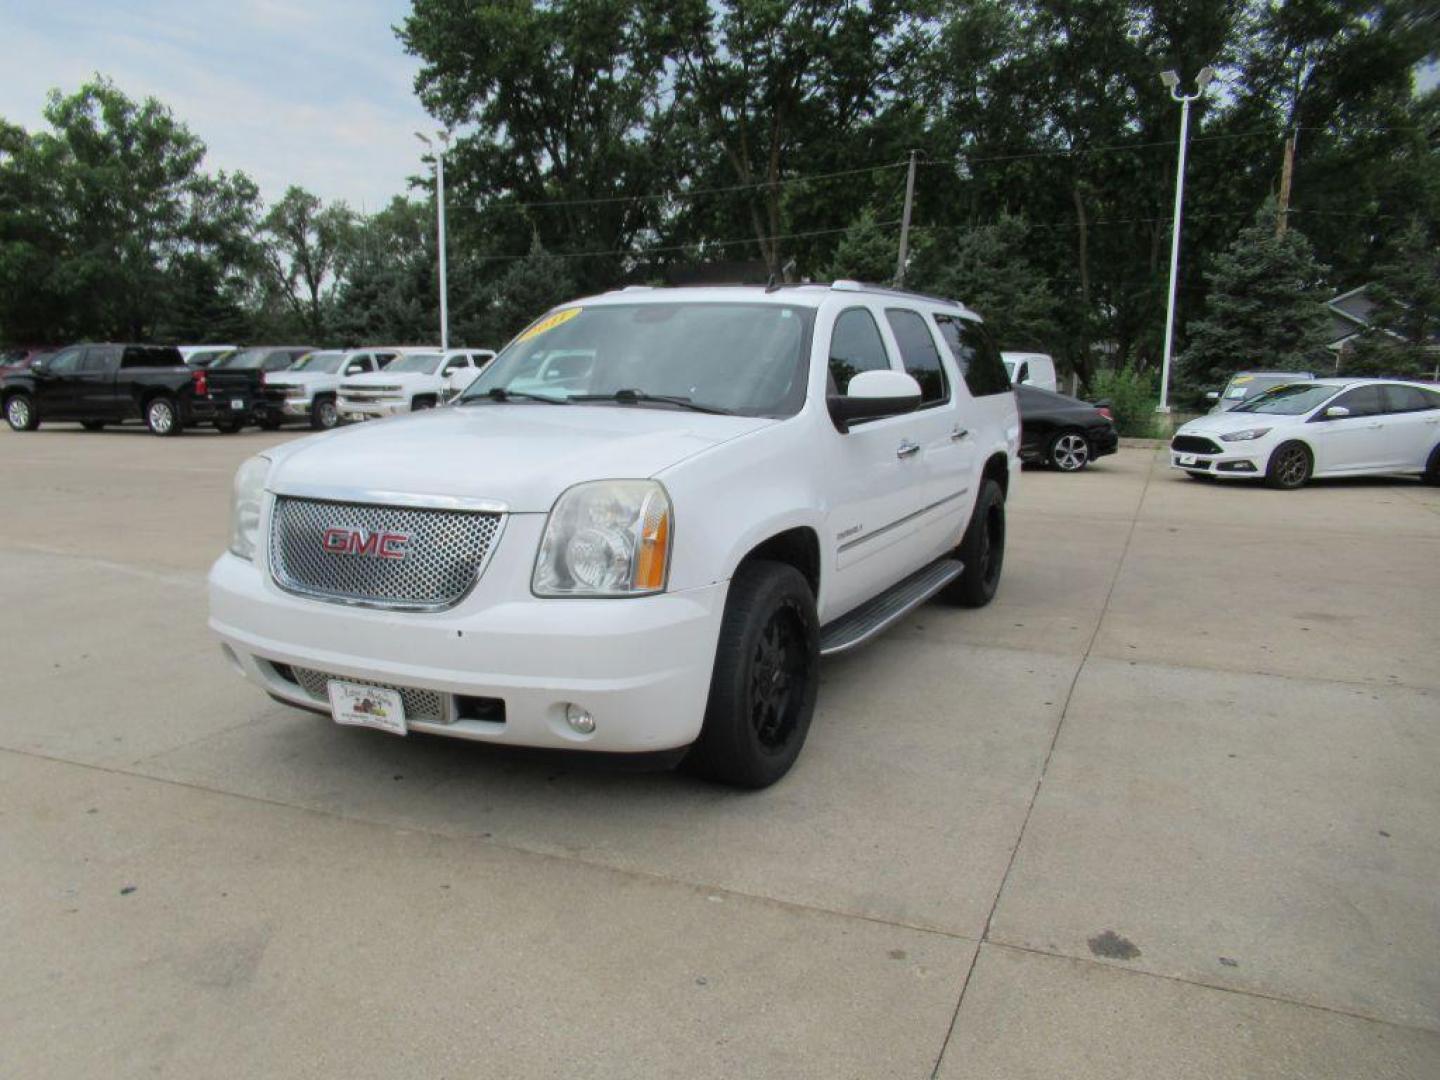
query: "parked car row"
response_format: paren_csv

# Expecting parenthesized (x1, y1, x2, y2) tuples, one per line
(1, 342, 495, 435)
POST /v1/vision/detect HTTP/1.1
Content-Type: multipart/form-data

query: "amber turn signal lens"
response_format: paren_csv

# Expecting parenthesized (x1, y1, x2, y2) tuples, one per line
(632, 507, 670, 591)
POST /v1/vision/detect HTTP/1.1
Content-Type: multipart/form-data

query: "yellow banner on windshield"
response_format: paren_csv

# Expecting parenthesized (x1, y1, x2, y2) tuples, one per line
(517, 307, 582, 343)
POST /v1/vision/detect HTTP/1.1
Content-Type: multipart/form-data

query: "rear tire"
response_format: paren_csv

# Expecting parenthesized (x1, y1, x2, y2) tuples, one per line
(412, 395, 436, 412)
(683, 560, 819, 789)
(81, 420, 106, 432)
(1424, 444, 1440, 486)
(1048, 429, 1091, 471)
(310, 396, 339, 430)
(145, 396, 182, 437)
(5, 393, 39, 431)
(942, 478, 1005, 608)
(1265, 440, 1312, 490)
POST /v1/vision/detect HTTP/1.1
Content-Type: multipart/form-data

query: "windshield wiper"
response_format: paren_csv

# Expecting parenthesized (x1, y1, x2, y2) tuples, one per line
(460, 387, 570, 405)
(567, 389, 734, 415)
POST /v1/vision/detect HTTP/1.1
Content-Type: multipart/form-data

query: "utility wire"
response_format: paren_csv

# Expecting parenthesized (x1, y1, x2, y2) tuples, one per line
(512, 160, 909, 209)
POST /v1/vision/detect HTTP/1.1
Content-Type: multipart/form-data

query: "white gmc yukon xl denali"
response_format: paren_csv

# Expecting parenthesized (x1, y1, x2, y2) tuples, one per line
(209, 282, 1020, 787)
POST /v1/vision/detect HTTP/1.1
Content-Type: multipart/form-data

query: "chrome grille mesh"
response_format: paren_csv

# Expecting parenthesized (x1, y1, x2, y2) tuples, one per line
(269, 496, 502, 609)
(290, 666, 447, 723)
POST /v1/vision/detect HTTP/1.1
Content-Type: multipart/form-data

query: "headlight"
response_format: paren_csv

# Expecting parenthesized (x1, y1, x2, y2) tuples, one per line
(229, 455, 271, 560)
(1219, 427, 1272, 442)
(285, 386, 308, 398)
(533, 480, 673, 597)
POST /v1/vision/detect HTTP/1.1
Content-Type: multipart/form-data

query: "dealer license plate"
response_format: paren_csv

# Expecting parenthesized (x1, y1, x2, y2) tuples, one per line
(1178, 453, 1198, 465)
(327, 681, 407, 736)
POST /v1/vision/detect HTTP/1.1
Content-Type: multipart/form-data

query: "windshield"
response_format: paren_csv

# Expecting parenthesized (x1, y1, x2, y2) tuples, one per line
(1221, 375, 1302, 402)
(1231, 383, 1339, 415)
(460, 302, 814, 415)
(212, 348, 280, 370)
(386, 352, 443, 374)
(290, 351, 346, 373)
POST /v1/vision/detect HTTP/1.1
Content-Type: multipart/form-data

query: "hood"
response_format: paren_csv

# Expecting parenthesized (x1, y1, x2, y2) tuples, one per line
(265, 371, 334, 389)
(266, 402, 776, 512)
(1178, 409, 1302, 437)
(342, 370, 433, 387)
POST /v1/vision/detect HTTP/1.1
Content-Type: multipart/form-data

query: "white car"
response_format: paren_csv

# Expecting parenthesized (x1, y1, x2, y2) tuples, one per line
(262, 348, 402, 430)
(1002, 351, 1057, 392)
(1171, 378, 1440, 489)
(338, 349, 495, 421)
(209, 282, 1019, 787)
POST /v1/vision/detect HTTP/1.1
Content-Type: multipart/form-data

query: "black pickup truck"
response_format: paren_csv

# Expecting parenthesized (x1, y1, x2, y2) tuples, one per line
(204, 346, 316, 428)
(2, 343, 249, 436)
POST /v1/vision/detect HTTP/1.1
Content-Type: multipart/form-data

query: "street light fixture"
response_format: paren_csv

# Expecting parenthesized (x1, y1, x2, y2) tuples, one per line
(415, 129, 452, 351)
(1156, 65, 1215, 415)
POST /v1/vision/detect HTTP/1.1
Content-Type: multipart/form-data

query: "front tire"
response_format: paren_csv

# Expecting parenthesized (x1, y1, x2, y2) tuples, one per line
(1266, 440, 1312, 490)
(310, 396, 339, 430)
(5, 393, 39, 431)
(1048, 430, 1091, 471)
(684, 560, 820, 789)
(412, 395, 436, 412)
(1424, 444, 1440, 487)
(145, 396, 182, 437)
(942, 478, 1006, 608)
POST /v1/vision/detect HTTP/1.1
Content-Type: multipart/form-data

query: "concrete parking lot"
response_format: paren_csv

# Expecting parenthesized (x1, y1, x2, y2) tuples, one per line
(2, 425, 1438, 1079)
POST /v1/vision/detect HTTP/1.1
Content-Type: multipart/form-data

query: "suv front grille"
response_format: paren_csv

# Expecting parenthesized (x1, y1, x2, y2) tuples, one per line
(268, 495, 502, 610)
(1171, 435, 1224, 455)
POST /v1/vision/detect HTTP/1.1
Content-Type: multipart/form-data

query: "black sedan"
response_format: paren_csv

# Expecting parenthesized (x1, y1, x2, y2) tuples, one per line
(1016, 384, 1119, 471)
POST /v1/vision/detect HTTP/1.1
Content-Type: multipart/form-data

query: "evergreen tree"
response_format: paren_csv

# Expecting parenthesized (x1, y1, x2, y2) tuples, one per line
(1342, 216, 1440, 378)
(908, 214, 1061, 353)
(824, 208, 897, 284)
(1179, 203, 1332, 385)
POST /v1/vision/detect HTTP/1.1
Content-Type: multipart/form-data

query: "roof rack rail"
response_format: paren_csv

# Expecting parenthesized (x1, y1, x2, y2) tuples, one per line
(830, 280, 970, 309)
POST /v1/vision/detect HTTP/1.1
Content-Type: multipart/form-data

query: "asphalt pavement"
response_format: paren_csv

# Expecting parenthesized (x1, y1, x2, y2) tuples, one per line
(2, 424, 1437, 1078)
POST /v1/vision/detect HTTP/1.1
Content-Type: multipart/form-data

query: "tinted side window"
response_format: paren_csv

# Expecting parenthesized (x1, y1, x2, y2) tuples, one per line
(1382, 384, 1435, 413)
(48, 347, 84, 374)
(885, 308, 949, 405)
(119, 346, 163, 369)
(828, 308, 892, 393)
(934, 314, 1010, 396)
(81, 347, 115, 372)
(263, 352, 296, 372)
(1332, 385, 1385, 417)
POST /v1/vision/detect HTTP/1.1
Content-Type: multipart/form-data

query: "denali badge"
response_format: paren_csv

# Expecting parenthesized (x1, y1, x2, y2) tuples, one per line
(321, 527, 410, 560)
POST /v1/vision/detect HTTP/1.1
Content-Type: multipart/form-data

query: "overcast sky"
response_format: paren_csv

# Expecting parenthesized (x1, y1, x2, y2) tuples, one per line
(0, 0, 434, 211)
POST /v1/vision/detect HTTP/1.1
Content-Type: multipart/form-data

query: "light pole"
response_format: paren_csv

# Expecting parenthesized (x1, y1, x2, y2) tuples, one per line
(415, 129, 451, 351)
(1156, 66, 1214, 414)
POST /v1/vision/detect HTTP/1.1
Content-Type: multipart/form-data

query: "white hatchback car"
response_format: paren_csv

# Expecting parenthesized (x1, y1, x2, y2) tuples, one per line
(1171, 378, 1440, 488)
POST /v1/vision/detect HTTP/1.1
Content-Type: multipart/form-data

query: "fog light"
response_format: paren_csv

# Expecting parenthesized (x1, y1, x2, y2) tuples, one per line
(565, 704, 595, 734)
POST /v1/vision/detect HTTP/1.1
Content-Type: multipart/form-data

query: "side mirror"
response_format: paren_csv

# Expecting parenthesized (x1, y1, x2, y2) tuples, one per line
(1205, 390, 1220, 401)
(345, 363, 362, 374)
(1323, 405, 1350, 419)
(31, 359, 48, 375)
(827, 370, 923, 432)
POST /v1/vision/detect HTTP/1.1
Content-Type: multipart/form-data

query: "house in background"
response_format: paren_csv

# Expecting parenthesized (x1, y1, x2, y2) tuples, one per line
(1323, 285, 1380, 353)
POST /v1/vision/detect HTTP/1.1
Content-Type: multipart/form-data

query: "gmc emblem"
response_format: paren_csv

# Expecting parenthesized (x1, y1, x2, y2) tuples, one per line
(321, 527, 410, 560)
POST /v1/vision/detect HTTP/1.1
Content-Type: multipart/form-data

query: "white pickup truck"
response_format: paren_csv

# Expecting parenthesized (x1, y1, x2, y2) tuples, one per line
(209, 283, 1019, 787)
(261, 348, 402, 430)
(337, 348, 495, 421)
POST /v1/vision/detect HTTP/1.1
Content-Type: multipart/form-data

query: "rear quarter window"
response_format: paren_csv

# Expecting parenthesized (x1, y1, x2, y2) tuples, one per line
(933, 314, 1010, 397)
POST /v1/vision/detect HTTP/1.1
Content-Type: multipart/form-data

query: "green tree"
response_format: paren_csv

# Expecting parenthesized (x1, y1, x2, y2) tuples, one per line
(261, 186, 353, 340)
(1179, 203, 1333, 385)
(1342, 215, 1440, 377)
(909, 214, 1061, 353)
(824, 208, 897, 283)
(480, 237, 578, 345)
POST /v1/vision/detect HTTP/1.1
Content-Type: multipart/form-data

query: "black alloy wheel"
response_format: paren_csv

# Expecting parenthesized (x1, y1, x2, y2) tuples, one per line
(684, 560, 819, 788)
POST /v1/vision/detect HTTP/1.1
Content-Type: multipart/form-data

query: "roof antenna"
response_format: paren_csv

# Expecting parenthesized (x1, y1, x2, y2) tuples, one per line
(765, 272, 780, 293)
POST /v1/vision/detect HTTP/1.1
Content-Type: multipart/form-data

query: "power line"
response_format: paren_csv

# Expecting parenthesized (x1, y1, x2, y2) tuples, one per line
(473, 219, 903, 264)
(512, 160, 908, 209)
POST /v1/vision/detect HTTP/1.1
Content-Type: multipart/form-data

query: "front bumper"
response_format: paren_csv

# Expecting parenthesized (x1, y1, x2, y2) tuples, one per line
(1170, 442, 1266, 478)
(338, 397, 406, 421)
(207, 516, 728, 752)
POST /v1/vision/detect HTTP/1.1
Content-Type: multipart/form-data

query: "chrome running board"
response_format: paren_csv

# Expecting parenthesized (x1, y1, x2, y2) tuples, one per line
(818, 558, 964, 657)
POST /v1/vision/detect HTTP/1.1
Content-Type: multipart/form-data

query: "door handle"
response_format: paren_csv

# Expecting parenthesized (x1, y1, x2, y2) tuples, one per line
(896, 440, 921, 459)
(950, 427, 969, 442)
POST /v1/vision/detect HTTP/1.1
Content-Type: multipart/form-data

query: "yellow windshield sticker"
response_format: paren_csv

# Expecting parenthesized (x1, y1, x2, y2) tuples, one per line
(517, 307, 582, 343)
